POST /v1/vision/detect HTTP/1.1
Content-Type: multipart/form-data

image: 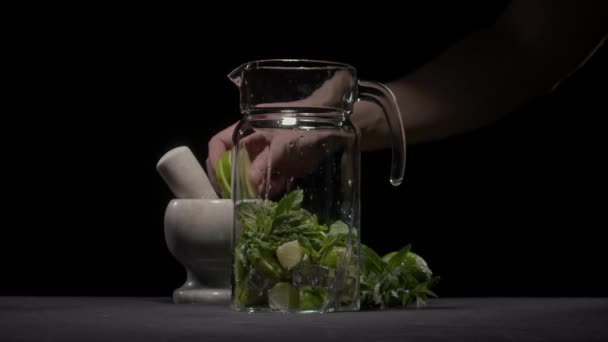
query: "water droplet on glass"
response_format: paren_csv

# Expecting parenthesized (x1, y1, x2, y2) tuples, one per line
(263, 146, 272, 200)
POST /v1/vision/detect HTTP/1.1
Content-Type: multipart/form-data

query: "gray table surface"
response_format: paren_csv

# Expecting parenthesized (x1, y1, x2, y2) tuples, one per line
(1, 297, 607, 341)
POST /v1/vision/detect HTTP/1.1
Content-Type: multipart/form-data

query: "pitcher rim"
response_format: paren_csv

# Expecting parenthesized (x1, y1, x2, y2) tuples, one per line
(233, 58, 356, 72)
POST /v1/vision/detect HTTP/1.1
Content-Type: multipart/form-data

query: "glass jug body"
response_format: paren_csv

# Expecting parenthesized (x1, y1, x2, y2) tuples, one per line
(228, 60, 405, 313)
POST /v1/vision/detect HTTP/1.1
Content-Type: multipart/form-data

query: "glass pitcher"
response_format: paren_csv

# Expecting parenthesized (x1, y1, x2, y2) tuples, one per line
(228, 59, 406, 313)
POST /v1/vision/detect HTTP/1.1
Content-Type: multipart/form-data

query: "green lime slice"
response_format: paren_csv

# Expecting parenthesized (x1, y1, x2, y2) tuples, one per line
(236, 149, 258, 199)
(299, 287, 328, 311)
(404, 252, 432, 282)
(236, 285, 266, 307)
(382, 251, 397, 264)
(383, 250, 433, 282)
(320, 246, 346, 269)
(215, 150, 232, 199)
(268, 282, 299, 311)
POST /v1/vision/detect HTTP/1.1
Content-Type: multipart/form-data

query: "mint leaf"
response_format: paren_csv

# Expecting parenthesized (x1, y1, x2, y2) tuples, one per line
(360, 244, 386, 276)
(274, 189, 304, 218)
(226, 173, 440, 311)
(236, 201, 275, 238)
(327, 220, 349, 237)
(360, 243, 440, 310)
(246, 246, 284, 281)
(387, 244, 411, 270)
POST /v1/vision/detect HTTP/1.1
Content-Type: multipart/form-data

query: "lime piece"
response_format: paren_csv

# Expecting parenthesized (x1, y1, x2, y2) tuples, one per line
(382, 251, 397, 264)
(404, 252, 433, 282)
(236, 285, 266, 307)
(383, 250, 433, 282)
(299, 287, 328, 311)
(268, 282, 299, 310)
(236, 149, 258, 199)
(320, 246, 345, 269)
(276, 240, 304, 270)
(215, 150, 232, 199)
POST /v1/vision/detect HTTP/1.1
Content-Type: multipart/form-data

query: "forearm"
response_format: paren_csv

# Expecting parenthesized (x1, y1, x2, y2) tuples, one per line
(354, 0, 607, 149)
(389, 26, 548, 145)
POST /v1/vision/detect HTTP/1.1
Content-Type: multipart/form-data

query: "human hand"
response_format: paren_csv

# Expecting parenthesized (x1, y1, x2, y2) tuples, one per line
(206, 122, 238, 196)
(206, 70, 356, 198)
(207, 122, 345, 200)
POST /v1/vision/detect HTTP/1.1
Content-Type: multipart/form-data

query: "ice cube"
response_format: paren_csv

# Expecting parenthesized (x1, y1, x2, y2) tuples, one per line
(292, 262, 333, 287)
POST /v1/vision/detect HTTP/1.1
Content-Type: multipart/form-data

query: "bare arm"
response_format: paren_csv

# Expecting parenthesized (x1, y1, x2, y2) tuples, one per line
(206, 1, 606, 194)
(355, 0, 608, 149)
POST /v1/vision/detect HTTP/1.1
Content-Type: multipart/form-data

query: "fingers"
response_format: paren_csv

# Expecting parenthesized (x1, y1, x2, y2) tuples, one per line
(249, 146, 269, 196)
(206, 157, 221, 195)
(207, 123, 341, 200)
(245, 130, 334, 199)
(207, 123, 237, 168)
(248, 145, 293, 200)
(206, 122, 237, 195)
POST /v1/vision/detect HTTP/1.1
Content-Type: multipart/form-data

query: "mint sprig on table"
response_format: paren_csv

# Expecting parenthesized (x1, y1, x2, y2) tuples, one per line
(216, 150, 439, 309)
(361, 244, 440, 309)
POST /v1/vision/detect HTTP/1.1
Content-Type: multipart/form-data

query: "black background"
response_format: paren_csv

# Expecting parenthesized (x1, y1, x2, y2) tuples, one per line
(7, 3, 607, 298)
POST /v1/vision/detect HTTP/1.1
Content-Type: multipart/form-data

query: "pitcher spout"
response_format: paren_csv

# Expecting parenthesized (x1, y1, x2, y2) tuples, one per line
(227, 62, 247, 87)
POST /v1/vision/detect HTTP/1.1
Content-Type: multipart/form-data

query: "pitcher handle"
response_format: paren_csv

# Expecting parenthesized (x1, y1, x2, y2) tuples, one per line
(358, 80, 406, 186)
